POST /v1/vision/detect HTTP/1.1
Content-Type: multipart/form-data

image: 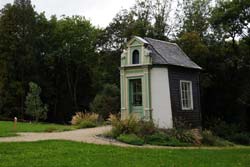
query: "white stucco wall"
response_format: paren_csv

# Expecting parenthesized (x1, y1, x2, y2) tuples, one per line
(150, 67, 173, 128)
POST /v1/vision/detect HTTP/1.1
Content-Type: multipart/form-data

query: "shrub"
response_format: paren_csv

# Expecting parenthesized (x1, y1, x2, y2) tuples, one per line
(201, 130, 233, 146)
(108, 114, 156, 138)
(90, 84, 120, 120)
(71, 112, 99, 128)
(145, 132, 191, 146)
(77, 121, 97, 129)
(206, 119, 241, 139)
(137, 120, 156, 137)
(44, 127, 57, 132)
(230, 133, 250, 145)
(145, 132, 171, 146)
(117, 134, 144, 146)
(168, 129, 197, 144)
(108, 114, 139, 137)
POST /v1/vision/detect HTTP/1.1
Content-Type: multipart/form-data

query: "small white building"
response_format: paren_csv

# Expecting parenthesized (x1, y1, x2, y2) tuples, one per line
(120, 36, 202, 128)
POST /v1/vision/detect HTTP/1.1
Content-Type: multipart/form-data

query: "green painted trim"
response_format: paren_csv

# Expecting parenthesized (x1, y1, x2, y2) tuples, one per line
(120, 37, 153, 120)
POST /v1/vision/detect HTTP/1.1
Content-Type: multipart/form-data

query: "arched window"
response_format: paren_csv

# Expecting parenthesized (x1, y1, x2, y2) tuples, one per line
(132, 50, 140, 64)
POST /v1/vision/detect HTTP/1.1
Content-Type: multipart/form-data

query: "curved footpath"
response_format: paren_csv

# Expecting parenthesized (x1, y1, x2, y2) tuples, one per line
(0, 126, 248, 149)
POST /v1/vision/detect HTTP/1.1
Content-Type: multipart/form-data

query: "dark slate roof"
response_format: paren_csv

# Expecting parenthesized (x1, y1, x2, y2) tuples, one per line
(144, 37, 202, 70)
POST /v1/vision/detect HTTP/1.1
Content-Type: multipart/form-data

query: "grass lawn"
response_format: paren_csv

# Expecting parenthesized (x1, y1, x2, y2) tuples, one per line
(0, 121, 74, 137)
(0, 140, 249, 167)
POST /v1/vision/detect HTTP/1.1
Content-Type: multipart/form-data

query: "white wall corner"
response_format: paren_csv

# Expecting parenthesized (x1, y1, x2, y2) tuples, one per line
(150, 67, 173, 129)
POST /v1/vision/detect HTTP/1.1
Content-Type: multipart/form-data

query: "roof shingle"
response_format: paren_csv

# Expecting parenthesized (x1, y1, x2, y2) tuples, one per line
(144, 37, 202, 70)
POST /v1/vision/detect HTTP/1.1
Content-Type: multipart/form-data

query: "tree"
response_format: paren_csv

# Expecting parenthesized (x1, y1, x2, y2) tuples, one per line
(177, 0, 211, 38)
(210, 0, 250, 45)
(0, 0, 37, 118)
(90, 84, 120, 120)
(25, 82, 48, 122)
(150, 0, 173, 40)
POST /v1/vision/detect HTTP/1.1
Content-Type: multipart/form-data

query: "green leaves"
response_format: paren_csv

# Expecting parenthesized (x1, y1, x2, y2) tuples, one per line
(25, 82, 48, 122)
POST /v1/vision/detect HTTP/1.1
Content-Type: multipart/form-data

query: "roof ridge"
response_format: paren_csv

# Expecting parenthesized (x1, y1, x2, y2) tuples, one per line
(144, 37, 177, 46)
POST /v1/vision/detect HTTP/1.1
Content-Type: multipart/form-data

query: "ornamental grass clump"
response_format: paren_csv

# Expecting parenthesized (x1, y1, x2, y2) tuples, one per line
(108, 114, 140, 137)
(108, 114, 156, 139)
(71, 112, 99, 128)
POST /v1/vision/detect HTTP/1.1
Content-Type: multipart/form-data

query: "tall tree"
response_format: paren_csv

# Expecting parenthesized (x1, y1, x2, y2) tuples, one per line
(178, 0, 211, 38)
(0, 0, 37, 118)
(45, 16, 99, 120)
(211, 0, 250, 45)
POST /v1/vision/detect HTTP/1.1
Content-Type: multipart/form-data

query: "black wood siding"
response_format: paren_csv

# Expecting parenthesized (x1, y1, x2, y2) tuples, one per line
(168, 66, 201, 128)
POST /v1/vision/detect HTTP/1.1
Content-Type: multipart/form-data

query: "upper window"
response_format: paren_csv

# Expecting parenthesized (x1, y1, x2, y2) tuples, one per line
(130, 79, 142, 106)
(132, 50, 140, 64)
(180, 80, 193, 110)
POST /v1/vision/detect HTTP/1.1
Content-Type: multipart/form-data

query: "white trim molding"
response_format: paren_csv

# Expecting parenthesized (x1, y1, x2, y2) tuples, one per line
(180, 80, 193, 110)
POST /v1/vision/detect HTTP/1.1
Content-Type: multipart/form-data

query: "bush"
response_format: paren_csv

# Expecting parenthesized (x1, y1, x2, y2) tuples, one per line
(77, 121, 97, 129)
(230, 133, 250, 145)
(71, 112, 99, 128)
(108, 114, 156, 138)
(206, 119, 241, 139)
(168, 129, 197, 144)
(117, 134, 144, 145)
(44, 127, 57, 132)
(145, 132, 191, 146)
(201, 130, 233, 146)
(137, 120, 156, 137)
(90, 84, 120, 120)
(145, 132, 170, 145)
(108, 114, 139, 137)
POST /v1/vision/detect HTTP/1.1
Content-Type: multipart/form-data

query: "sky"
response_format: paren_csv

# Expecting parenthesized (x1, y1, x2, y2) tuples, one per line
(0, 0, 136, 27)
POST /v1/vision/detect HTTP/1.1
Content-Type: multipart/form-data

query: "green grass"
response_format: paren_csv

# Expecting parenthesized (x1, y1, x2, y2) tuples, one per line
(0, 121, 74, 137)
(0, 140, 249, 167)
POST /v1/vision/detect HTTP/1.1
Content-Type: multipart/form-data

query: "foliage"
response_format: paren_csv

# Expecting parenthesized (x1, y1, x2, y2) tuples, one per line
(168, 129, 197, 145)
(90, 84, 120, 120)
(108, 114, 140, 138)
(108, 114, 156, 138)
(77, 121, 97, 129)
(117, 134, 144, 146)
(136, 120, 156, 137)
(145, 132, 190, 146)
(178, 0, 211, 37)
(0, 0, 38, 118)
(71, 112, 99, 128)
(201, 130, 234, 146)
(229, 133, 250, 145)
(25, 82, 48, 122)
(109, 114, 196, 146)
(206, 119, 241, 139)
(43, 15, 99, 122)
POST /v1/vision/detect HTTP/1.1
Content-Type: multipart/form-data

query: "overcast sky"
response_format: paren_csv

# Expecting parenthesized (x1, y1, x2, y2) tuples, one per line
(0, 0, 135, 27)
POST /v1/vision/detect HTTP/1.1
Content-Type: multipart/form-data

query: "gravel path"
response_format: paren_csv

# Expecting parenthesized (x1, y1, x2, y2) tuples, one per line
(0, 126, 137, 147)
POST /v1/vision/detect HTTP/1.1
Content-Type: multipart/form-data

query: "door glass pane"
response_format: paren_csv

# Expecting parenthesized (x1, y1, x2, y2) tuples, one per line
(130, 79, 142, 106)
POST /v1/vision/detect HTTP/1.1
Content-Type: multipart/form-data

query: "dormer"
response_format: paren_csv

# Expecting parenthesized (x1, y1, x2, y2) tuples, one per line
(121, 36, 152, 67)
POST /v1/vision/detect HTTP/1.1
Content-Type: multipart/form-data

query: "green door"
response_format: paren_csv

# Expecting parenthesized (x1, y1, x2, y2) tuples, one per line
(129, 78, 143, 117)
